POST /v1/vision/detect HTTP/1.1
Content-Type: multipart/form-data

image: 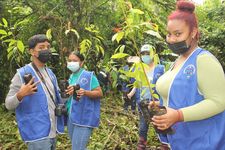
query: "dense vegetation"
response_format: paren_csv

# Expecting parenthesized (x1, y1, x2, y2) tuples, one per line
(0, 0, 224, 149)
(0, 95, 162, 150)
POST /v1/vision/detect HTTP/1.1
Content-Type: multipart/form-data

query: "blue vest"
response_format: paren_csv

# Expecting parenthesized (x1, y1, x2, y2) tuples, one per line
(152, 64, 164, 102)
(17, 64, 64, 142)
(160, 48, 225, 150)
(69, 70, 100, 128)
(121, 65, 131, 92)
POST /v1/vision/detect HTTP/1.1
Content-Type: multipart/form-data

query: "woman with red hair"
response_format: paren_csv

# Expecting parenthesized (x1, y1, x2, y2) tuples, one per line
(153, 1, 225, 149)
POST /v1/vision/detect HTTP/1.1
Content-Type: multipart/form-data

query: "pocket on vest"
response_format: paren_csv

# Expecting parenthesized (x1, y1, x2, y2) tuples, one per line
(18, 113, 50, 141)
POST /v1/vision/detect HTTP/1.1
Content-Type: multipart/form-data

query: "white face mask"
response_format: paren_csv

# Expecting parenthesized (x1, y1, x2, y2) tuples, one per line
(67, 62, 80, 72)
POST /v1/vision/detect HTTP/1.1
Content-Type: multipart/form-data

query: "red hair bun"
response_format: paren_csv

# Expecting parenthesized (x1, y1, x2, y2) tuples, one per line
(177, 1, 195, 13)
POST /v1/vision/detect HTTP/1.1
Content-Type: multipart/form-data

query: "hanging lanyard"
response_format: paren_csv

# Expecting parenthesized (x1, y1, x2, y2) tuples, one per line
(31, 63, 56, 106)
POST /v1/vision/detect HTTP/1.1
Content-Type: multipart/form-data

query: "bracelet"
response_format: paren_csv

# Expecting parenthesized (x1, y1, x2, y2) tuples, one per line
(177, 110, 183, 122)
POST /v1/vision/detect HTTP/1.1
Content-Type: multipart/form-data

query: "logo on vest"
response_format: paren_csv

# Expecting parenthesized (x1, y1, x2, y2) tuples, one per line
(80, 77, 88, 86)
(183, 64, 195, 78)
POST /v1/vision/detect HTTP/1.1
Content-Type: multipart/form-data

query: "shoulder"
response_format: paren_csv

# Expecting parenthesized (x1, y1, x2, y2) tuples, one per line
(17, 64, 31, 74)
(81, 69, 97, 81)
(197, 52, 223, 73)
(82, 69, 93, 76)
(45, 67, 57, 80)
(46, 67, 54, 73)
(197, 51, 220, 65)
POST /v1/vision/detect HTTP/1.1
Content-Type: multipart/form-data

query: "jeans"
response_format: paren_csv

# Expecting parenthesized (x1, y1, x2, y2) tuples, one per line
(27, 138, 56, 150)
(68, 118, 93, 150)
(139, 113, 149, 141)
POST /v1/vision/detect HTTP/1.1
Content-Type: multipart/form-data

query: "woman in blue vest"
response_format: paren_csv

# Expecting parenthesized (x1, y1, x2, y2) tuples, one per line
(5, 34, 71, 150)
(137, 44, 165, 150)
(153, 1, 225, 149)
(66, 51, 103, 150)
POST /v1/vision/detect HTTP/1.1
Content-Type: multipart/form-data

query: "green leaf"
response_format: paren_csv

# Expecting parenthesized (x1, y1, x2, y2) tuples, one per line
(9, 40, 17, 47)
(145, 30, 162, 39)
(131, 8, 144, 15)
(112, 31, 125, 43)
(97, 36, 104, 40)
(3, 39, 15, 43)
(7, 46, 14, 52)
(17, 40, 24, 53)
(119, 69, 136, 78)
(7, 31, 12, 36)
(46, 29, 52, 40)
(112, 33, 118, 42)
(152, 93, 159, 100)
(150, 83, 156, 88)
(80, 39, 92, 54)
(7, 49, 14, 59)
(119, 45, 125, 53)
(2, 18, 8, 27)
(116, 32, 124, 43)
(0, 29, 7, 35)
(50, 47, 57, 53)
(85, 25, 99, 33)
(14, 19, 29, 29)
(111, 53, 128, 59)
(154, 54, 160, 65)
(96, 45, 104, 56)
(0, 35, 8, 40)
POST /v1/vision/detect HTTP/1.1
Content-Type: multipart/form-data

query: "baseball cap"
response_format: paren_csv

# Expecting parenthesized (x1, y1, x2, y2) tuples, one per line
(140, 44, 152, 52)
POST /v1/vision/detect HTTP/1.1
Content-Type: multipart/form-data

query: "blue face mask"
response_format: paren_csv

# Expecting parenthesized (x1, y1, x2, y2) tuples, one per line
(141, 55, 152, 64)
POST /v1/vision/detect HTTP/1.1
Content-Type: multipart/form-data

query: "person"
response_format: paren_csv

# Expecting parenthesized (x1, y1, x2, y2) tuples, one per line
(5, 34, 73, 150)
(97, 69, 110, 94)
(153, 1, 225, 149)
(66, 51, 103, 150)
(136, 44, 165, 150)
(121, 58, 138, 114)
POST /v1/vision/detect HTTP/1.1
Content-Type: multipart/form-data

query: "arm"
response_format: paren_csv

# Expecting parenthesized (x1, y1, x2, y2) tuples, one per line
(76, 86, 103, 99)
(181, 54, 225, 121)
(5, 73, 39, 110)
(152, 54, 225, 130)
(5, 73, 22, 110)
(127, 87, 136, 99)
(76, 73, 103, 99)
(79, 86, 103, 98)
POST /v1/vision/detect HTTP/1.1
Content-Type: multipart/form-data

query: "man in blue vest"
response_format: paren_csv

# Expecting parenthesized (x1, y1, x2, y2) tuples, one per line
(5, 34, 73, 150)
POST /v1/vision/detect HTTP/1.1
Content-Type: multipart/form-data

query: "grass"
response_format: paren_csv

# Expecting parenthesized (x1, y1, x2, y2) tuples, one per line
(0, 94, 160, 150)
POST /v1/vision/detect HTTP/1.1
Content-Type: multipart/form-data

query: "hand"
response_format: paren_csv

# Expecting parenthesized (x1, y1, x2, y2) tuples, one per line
(65, 85, 74, 96)
(127, 93, 132, 99)
(76, 88, 86, 99)
(17, 77, 40, 101)
(151, 107, 179, 130)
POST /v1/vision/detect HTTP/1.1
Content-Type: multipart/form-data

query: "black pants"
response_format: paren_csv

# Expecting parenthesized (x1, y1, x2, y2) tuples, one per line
(123, 95, 136, 111)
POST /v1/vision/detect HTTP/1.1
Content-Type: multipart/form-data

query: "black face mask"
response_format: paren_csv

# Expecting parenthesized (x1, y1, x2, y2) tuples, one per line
(37, 49, 52, 63)
(167, 40, 191, 55)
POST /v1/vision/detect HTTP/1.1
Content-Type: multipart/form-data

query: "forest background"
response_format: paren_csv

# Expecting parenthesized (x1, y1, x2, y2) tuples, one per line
(0, 0, 224, 149)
